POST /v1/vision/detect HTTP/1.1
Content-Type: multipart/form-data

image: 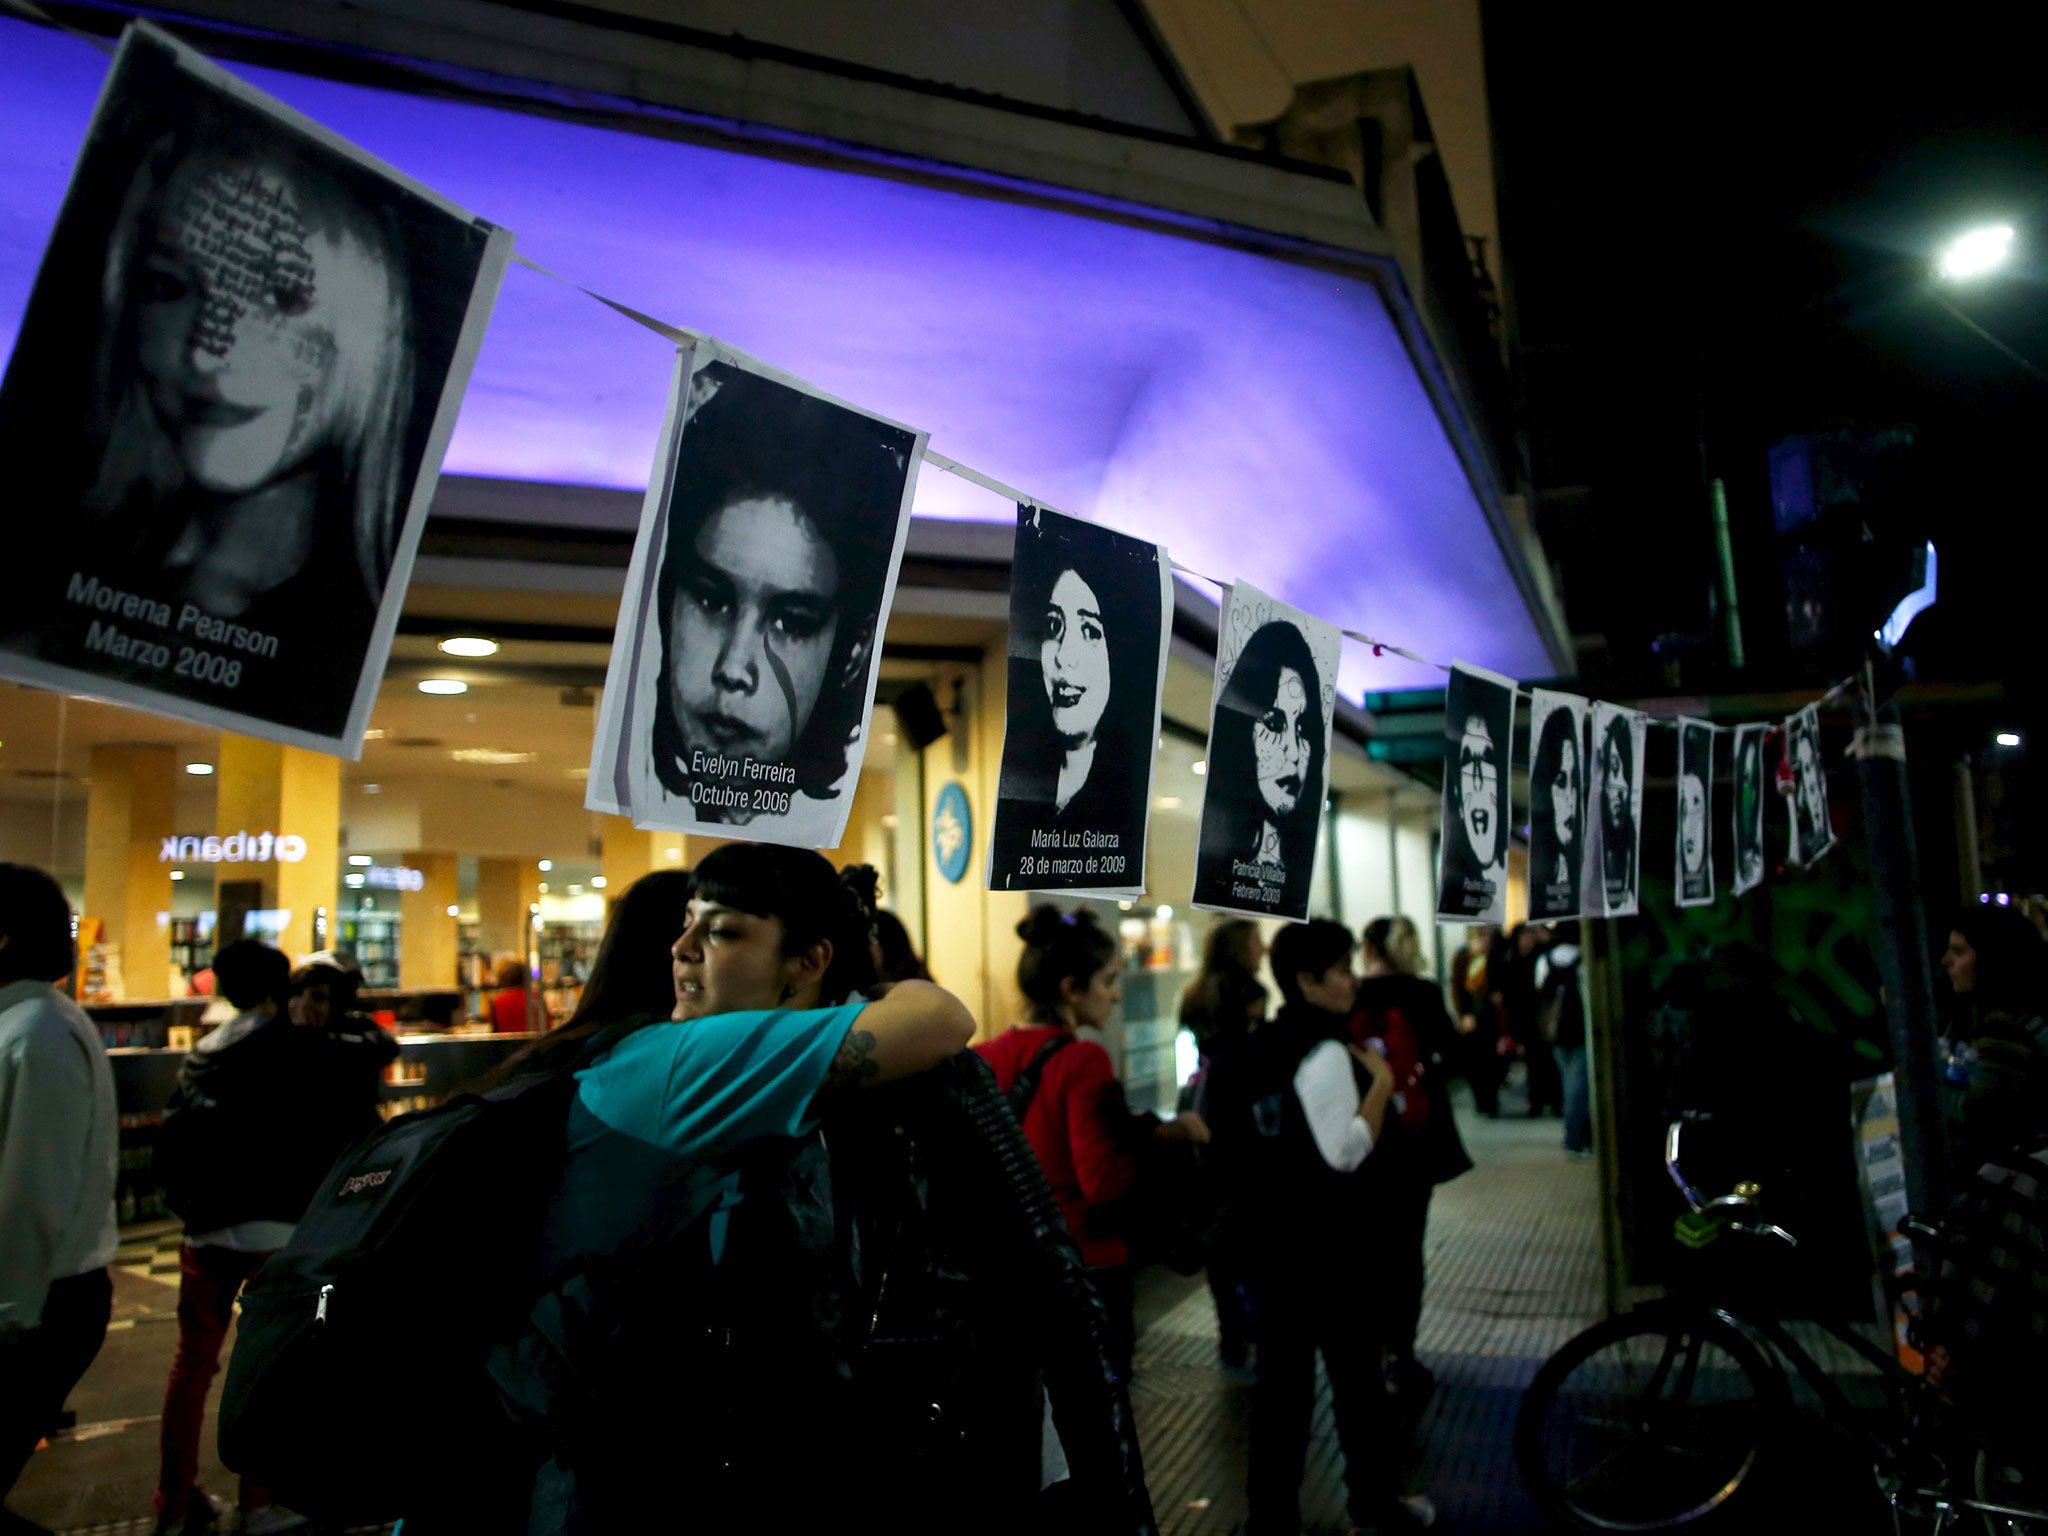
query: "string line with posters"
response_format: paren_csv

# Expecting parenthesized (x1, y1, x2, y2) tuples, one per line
(0, 8, 1869, 927)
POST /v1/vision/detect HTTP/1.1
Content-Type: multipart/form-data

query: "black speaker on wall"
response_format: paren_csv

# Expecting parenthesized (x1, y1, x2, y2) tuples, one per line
(892, 683, 949, 751)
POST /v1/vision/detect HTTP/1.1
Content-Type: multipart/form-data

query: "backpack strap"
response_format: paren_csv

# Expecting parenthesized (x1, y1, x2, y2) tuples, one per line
(1006, 1034, 1074, 1122)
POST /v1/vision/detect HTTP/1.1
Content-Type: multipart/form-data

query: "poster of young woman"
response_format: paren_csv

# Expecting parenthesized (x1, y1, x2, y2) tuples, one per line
(588, 341, 925, 851)
(1582, 702, 1648, 918)
(1435, 663, 1518, 923)
(1526, 689, 1589, 921)
(1676, 718, 1716, 907)
(1785, 703, 1836, 866)
(0, 22, 510, 755)
(1190, 581, 1341, 922)
(1732, 723, 1767, 895)
(985, 505, 1172, 895)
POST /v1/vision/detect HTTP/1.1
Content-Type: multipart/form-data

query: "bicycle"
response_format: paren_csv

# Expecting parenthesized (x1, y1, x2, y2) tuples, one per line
(1514, 1114, 2048, 1533)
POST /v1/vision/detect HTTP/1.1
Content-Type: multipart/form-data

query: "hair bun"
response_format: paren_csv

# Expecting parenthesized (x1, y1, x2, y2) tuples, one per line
(1017, 905, 1101, 946)
(838, 863, 881, 925)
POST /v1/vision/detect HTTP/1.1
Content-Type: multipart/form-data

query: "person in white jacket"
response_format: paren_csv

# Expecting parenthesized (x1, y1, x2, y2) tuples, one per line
(0, 862, 117, 1520)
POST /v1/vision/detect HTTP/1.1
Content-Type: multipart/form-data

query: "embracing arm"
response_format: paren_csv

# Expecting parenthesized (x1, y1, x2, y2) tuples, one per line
(816, 981, 976, 1103)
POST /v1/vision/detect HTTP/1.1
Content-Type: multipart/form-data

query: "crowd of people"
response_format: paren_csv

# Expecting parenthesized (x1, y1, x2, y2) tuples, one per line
(9, 843, 2043, 1536)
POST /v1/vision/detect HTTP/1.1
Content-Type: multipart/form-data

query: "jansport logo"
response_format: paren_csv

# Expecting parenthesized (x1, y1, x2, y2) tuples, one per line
(339, 1168, 395, 1200)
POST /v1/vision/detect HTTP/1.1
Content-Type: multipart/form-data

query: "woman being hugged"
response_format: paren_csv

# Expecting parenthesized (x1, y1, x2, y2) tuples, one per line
(976, 908, 1151, 1376)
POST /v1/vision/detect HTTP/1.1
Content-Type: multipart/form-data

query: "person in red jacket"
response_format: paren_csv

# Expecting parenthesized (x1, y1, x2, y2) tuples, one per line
(976, 907, 1142, 1376)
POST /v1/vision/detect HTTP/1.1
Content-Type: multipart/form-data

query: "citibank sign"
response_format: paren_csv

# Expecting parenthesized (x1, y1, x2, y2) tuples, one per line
(158, 832, 308, 864)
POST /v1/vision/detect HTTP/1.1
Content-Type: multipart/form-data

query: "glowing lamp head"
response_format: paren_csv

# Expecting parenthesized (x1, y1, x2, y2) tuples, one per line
(1937, 224, 2015, 281)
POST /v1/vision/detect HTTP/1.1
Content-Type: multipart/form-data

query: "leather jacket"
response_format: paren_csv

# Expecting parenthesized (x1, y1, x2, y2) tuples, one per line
(506, 1050, 1156, 1535)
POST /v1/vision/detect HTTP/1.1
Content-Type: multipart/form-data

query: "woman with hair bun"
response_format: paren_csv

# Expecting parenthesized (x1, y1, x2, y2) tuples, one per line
(977, 907, 1141, 1371)
(978, 907, 1206, 1382)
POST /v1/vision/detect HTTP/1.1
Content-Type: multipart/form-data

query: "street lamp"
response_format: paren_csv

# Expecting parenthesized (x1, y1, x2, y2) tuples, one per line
(1935, 223, 2014, 281)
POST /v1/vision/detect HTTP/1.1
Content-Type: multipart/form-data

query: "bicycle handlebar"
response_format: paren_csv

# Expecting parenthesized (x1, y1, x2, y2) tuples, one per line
(1664, 1120, 1799, 1249)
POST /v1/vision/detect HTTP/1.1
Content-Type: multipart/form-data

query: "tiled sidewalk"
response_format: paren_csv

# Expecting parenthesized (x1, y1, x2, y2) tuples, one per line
(1131, 1106, 1605, 1535)
(10, 1104, 1600, 1535)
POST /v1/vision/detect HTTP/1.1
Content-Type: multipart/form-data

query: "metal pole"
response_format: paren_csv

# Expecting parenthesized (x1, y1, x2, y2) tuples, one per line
(1852, 664, 1947, 1213)
(1709, 478, 1746, 670)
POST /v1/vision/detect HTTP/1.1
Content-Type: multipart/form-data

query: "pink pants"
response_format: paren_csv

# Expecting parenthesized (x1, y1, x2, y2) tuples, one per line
(155, 1243, 273, 1519)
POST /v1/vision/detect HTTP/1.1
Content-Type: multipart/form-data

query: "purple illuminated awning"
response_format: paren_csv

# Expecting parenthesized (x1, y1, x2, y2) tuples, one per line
(0, 16, 1552, 695)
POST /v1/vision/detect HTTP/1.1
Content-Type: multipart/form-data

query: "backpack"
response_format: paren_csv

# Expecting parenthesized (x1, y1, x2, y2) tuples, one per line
(219, 1021, 639, 1525)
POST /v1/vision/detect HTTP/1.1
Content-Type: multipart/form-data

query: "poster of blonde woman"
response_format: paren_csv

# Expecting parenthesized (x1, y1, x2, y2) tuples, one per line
(0, 23, 510, 753)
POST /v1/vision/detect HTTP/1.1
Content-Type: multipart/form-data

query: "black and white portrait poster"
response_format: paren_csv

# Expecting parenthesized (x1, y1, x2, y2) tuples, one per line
(1435, 663, 1517, 923)
(1732, 723, 1767, 896)
(1785, 704, 1836, 866)
(0, 23, 510, 755)
(1583, 702, 1648, 918)
(1191, 581, 1341, 922)
(986, 505, 1171, 895)
(588, 341, 924, 850)
(1676, 719, 1716, 908)
(1526, 688, 1589, 921)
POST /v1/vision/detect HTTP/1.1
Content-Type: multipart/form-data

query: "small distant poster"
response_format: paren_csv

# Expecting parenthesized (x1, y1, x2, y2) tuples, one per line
(1732, 723, 1767, 896)
(1676, 718, 1716, 908)
(986, 505, 1171, 895)
(1436, 663, 1518, 924)
(1786, 703, 1836, 866)
(1191, 581, 1341, 922)
(1527, 689, 1589, 921)
(1584, 702, 1648, 918)
(0, 22, 510, 755)
(588, 341, 925, 850)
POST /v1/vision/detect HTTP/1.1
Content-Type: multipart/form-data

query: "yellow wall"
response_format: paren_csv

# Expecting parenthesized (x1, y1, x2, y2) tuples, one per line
(81, 744, 177, 999)
(919, 652, 1027, 1039)
(399, 851, 460, 988)
(476, 855, 542, 959)
(214, 734, 339, 961)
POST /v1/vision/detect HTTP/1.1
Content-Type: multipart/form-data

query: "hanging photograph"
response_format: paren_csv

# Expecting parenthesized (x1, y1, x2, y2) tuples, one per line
(1526, 689, 1589, 921)
(1785, 703, 1836, 866)
(1584, 702, 1648, 918)
(1732, 723, 1766, 895)
(1435, 662, 1518, 923)
(588, 341, 924, 851)
(0, 22, 510, 755)
(1676, 718, 1716, 907)
(986, 504, 1172, 895)
(1191, 581, 1341, 922)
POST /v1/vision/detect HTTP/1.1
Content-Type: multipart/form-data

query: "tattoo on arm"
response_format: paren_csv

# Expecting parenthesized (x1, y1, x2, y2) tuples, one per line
(816, 1027, 881, 1106)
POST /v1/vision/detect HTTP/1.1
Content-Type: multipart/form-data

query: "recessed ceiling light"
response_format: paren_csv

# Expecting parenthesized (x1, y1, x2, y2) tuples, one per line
(185, 762, 214, 776)
(348, 855, 373, 867)
(1156, 795, 1183, 809)
(345, 874, 365, 887)
(569, 884, 584, 894)
(418, 678, 468, 696)
(362, 783, 381, 795)
(1996, 731, 2022, 747)
(450, 748, 538, 765)
(538, 860, 553, 871)
(1191, 759, 1206, 776)
(591, 876, 608, 889)
(362, 728, 389, 741)
(446, 904, 461, 917)
(169, 870, 185, 881)
(438, 636, 499, 658)
(538, 881, 550, 893)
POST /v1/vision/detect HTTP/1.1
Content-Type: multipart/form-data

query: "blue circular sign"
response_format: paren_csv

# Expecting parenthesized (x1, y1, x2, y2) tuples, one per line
(932, 781, 973, 885)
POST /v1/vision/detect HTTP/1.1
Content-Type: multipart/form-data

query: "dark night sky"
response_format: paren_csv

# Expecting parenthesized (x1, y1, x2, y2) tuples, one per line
(1481, 6, 2048, 699)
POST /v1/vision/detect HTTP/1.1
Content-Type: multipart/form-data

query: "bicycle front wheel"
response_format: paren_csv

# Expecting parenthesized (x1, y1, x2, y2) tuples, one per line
(1517, 1305, 1787, 1532)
